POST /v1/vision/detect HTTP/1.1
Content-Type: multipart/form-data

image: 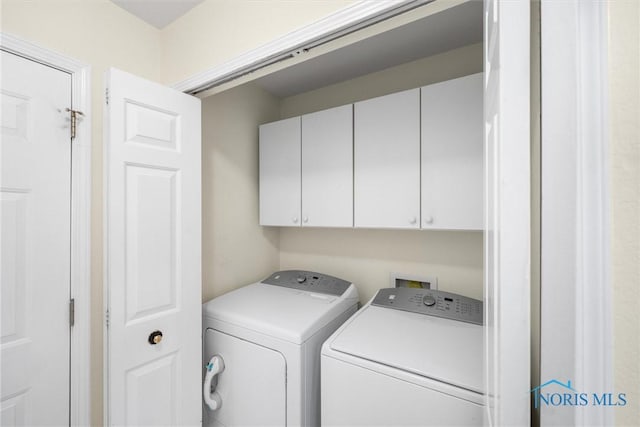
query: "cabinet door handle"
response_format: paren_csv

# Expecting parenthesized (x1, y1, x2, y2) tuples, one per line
(303, 216, 309, 224)
(424, 216, 434, 225)
(409, 216, 417, 225)
(292, 216, 299, 224)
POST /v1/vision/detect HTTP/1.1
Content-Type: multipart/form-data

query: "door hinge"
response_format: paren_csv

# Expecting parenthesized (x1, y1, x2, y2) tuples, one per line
(105, 87, 109, 105)
(66, 108, 84, 140)
(69, 298, 75, 327)
(105, 309, 110, 328)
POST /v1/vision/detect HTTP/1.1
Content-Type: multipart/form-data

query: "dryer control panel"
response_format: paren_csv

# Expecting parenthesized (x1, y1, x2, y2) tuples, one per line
(371, 288, 483, 325)
(262, 270, 351, 297)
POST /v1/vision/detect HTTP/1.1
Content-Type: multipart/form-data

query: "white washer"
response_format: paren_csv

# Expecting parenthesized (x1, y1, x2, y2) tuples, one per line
(321, 287, 484, 426)
(202, 270, 359, 427)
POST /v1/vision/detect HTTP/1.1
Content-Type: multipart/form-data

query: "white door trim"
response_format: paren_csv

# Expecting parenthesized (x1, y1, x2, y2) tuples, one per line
(170, 0, 433, 94)
(0, 32, 92, 427)
(483, 0, 531, 425)
(540, 1, 612, 425)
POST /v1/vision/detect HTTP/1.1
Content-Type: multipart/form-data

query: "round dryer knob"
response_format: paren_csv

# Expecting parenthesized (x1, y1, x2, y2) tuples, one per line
(423, 295, 436, 307)
(296, 275, 307, 284)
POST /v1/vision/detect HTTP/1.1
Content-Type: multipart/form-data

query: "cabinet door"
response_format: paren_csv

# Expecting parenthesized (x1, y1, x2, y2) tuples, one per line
(421, 73, 483, 230)
(301, 105, 353, 227)
(259, 117, 301, 226)
(354, 89, 420, 228)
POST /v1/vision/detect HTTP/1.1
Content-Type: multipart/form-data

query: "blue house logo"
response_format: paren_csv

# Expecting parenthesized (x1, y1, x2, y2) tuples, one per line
(531, 379, 627, 408)
(530, 379, 577, 408)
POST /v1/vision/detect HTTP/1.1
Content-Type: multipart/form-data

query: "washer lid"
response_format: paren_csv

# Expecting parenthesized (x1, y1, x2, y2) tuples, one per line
(203, 282, 357, 345)
(329, 304, 483, 394)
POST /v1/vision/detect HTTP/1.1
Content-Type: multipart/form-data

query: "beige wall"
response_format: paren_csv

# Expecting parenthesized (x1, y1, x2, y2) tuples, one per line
(161, 0, 357, 85)
(201, 83, 280, 302)
(1, 2, 164, 424)
(277, 43, 484, 304)
(609, 1, 640, 424)
(279, 229, 483, 304)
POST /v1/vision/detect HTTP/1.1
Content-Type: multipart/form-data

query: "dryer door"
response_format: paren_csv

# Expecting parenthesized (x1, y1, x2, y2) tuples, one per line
(204, 328, 286, 427)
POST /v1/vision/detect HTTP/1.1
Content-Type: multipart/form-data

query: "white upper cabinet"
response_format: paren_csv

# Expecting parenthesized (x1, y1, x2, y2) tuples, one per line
(301, 105, 353, 227)
(259, 76, 482, 230)
(354, 89, 421, 229)
(259, 117, 301, 226)
(421, 73, 483, 230)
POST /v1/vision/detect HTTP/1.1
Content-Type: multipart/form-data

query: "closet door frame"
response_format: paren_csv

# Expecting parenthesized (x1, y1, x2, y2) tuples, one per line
(540, 1, 612, 426)
(170, 2, 618, 425)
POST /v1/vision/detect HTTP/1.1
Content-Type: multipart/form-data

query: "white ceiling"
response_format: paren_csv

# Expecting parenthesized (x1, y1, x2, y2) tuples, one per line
(256, 1, 482, 98)
(111, 0, 204, 29)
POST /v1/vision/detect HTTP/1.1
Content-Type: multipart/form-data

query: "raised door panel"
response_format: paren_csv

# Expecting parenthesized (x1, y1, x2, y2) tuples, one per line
(354, 89, 420, 228)
(421, 73, 483, 230)
(259, 117, 301, 226)
(301, 105, 353, 227)
(125, 353, 179, 426)
(124, 165, 178, 322)
(204, 329, 286, 427)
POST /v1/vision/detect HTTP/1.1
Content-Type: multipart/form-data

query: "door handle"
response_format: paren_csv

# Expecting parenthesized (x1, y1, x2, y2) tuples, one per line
(148, 330, 163, 345)
(203, 355, 225, 411)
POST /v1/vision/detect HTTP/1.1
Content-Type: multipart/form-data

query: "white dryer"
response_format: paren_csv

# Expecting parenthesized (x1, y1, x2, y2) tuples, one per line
(321, 287, 484, 426)
(202, 270, 358, 427)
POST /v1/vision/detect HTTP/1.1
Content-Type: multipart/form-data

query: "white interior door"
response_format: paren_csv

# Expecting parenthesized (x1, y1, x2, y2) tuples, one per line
(1, 51, 71, 426)
(483, 0, 531, 425)
(105, 68, 201, 426)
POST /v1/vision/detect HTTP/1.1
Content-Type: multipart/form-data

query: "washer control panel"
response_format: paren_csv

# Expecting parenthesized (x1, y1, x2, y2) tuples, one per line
(371, 287, 483, 325)
(262, 270, 351, 297)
